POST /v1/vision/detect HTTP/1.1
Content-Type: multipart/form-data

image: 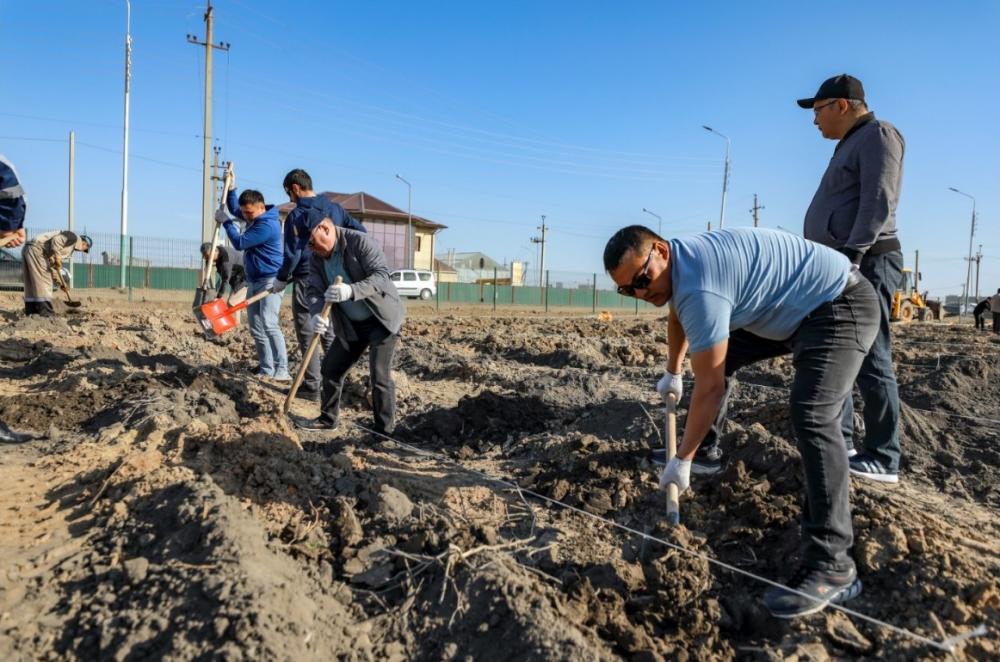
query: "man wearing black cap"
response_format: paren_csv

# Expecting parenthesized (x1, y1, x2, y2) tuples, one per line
(798, 74, 905, 484)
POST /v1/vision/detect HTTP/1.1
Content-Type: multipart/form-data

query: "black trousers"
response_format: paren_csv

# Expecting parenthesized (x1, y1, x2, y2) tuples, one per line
(993, 312, 1000, 334)
(318, 317, 398, 434)
(292, 280, 334, 392)
(838, 250, 903, 470)
(975, 313, 985, 330)
(704, 275, 879, 571)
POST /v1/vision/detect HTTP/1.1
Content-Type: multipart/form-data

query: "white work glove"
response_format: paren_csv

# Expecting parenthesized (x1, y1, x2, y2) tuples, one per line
(308, 313, 329, 336)
(270, 279, 288, 294)
(658, 456, 692, 492)
(656, 371, 683, 402)
(324, 282, 353, 303)
(214, 206, 234, 224)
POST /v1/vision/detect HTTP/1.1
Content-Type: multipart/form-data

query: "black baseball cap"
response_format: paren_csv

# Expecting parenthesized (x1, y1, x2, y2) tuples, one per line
(797, 74, 865, 108)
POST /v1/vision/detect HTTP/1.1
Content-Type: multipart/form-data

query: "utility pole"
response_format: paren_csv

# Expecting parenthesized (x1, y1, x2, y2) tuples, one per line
(211, 145, 224, 206)
(974, 244, 982, 301)
(187, 1, 230, 246)
(750, 193, 764, 227)
(949, 187, 976, 316)
(68, 130, 75, 281)
(530, 215, 547, 289)
(119, 0, 132, 289)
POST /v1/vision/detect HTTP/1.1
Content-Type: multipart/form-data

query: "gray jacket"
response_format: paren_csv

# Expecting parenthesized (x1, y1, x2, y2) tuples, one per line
(803, 114, 904, 264)
(307, 228, 405, 346)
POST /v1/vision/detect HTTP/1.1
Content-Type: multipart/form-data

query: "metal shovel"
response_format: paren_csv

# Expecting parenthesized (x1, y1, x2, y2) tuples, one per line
(194, 290, 269, 337)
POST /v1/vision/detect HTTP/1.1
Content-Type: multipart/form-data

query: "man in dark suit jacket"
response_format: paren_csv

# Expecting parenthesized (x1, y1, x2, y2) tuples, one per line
(297, 217, 406, 435)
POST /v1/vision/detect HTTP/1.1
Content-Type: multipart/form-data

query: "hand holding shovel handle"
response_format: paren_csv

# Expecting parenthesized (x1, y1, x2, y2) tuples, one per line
(665, 393, 680, 525)
(283, 276, 341, 414)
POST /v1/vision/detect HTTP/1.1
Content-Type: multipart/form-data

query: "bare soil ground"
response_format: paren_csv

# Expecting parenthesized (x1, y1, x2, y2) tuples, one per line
(0, 295, 997, 660)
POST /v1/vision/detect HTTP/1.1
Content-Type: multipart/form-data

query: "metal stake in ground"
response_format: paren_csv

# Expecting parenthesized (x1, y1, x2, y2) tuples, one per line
(283, 276, 341, 413)
(665, 393, 680, 525)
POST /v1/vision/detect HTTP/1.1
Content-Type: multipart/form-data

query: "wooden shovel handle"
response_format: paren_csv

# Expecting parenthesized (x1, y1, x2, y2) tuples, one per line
(200, 162, 236, 288)
(283, 276, 341, 414)
(665, 393, 680, 525)
(224, 288, 270, 315)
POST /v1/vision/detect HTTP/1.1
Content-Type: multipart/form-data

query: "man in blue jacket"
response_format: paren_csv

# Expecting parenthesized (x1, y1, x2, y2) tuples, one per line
(216, 173, 289, 382)
(271, 169, 367, 400)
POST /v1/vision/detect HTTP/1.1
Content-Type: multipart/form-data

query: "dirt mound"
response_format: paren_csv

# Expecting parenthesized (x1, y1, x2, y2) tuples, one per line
(47, 467, 369, 660)
(0, 302, 996, 660)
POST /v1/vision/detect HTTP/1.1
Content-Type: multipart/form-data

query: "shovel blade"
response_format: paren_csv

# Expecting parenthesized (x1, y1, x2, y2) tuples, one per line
(195, 297, 241, 337)
(192, 286, 218, 309)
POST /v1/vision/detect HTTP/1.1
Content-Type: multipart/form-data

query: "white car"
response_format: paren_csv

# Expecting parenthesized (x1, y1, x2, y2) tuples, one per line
(390, 269, 436, 300)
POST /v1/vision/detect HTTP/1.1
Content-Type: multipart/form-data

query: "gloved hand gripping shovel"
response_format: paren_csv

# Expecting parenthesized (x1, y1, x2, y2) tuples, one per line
(282, 277, 341, 413)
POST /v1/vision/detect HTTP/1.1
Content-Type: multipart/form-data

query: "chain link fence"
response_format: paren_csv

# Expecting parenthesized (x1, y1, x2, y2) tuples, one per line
(434, 266, 658, 312)
(4, 227, 659, 313)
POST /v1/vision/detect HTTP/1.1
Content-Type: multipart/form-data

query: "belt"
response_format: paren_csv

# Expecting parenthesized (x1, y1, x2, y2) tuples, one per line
(844, 268, 863, 291)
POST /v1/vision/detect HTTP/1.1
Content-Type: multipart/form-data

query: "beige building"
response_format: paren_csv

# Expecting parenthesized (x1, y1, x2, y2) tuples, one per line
(278, 191, 446, 271)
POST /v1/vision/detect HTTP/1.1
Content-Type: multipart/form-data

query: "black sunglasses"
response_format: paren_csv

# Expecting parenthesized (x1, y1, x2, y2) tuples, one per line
(617, 245, 656, 296)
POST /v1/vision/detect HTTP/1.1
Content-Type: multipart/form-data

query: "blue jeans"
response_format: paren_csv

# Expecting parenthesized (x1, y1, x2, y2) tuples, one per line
(840, 251, 902, 471)
(247, 278, 288, 376)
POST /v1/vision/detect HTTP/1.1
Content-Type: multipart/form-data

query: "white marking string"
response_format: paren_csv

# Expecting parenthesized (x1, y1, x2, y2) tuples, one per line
(204, 366, 989, 650)
(345, 421, 983, 653)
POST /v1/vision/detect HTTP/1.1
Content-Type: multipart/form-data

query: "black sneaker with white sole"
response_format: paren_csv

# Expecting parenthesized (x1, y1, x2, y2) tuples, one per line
(849, 453, 899, 484)
(763, 565, 862, 618)
(651, 445, 722, 475)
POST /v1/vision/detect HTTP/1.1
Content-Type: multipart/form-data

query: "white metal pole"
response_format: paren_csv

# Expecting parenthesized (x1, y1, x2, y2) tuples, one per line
(119, 0, 132, 289)
(68, 130, 75, 281)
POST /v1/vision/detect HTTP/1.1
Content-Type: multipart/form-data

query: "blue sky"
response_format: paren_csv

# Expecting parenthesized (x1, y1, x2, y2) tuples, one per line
(2, 0, 998, 295)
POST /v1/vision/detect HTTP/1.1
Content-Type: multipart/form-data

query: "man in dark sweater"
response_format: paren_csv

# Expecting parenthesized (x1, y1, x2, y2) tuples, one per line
(271, 169, 368, 400)
(799, 74, 905, 484)
(200, 242, 246, 303)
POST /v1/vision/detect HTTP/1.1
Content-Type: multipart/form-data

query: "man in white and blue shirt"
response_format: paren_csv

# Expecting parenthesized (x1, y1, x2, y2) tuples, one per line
(605, 226, 878, 618)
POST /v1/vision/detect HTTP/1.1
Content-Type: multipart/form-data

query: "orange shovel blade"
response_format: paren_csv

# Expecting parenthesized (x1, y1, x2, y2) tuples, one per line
(196, 298, 240, 336)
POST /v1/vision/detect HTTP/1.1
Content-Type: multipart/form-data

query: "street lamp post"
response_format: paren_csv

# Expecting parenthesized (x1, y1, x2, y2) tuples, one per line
(641, 207, 662, 236)
(119, 0, 132, 289)
(395, 174, 412, 269)
(949, 187, 976, 316)
(702, 125, 730, 230)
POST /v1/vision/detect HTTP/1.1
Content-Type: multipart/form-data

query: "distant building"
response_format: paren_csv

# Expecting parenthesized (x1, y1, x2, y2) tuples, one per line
(278, 191, 447, 271)
(434, 251, 525, 285)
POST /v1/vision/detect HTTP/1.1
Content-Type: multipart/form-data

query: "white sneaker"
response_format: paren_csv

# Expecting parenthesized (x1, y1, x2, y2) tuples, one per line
(849, 454, 899, 484)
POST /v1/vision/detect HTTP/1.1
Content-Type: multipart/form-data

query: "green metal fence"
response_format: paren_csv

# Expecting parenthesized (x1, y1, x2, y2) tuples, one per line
(21, 227, 659, 312)
(435, 268, 657, 312)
